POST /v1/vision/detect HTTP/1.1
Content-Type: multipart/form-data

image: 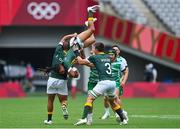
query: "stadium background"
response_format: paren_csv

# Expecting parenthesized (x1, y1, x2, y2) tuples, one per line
(0, 0, 180, 128)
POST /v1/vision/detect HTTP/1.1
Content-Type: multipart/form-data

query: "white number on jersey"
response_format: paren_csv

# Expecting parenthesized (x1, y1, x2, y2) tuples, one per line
(105, 63, 111, 74)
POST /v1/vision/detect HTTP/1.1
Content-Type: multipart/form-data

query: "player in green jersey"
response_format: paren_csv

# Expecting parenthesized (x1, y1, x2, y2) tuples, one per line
(44, 39, 80, 125)
(74, 42, 127, 126)
(101, 45, 129, 122)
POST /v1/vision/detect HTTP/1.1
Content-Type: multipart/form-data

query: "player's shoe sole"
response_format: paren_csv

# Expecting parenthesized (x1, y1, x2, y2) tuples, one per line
(87, 5, 100, 13)
(74, 118, 87, 126)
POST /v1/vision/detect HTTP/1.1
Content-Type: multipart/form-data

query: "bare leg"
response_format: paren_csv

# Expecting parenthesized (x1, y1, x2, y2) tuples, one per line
(77, 20, 95, 45)
(83, 33, 96, 48)
(47, 94, 56, 113)
(47, 94, 56, 121)
(101, 96, 110, 119)
(57, 94, 67, 105)
(115, 88, 121, 106)
(57, 94, 69, 120)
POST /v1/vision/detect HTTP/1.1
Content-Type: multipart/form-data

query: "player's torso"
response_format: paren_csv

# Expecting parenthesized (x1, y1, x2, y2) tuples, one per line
(111, 58, 122, 85)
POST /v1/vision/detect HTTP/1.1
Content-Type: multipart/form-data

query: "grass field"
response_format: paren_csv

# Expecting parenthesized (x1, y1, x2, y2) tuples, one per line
(0, 93, 180, 128)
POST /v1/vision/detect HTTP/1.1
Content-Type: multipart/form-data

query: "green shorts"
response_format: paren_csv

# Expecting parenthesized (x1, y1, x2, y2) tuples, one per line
(119, 86, 123, 96)
(87, 81, 97, 91)
(116, 82, 123, 96)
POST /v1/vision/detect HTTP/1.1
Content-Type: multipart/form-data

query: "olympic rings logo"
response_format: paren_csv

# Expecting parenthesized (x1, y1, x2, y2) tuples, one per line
(27, 2, 60, 20)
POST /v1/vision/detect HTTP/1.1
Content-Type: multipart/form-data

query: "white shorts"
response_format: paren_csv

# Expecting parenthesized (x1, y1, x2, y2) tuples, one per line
(69, 36, 84, 48)
(47, 77, 68, 95)
(93, 80, 116, 97)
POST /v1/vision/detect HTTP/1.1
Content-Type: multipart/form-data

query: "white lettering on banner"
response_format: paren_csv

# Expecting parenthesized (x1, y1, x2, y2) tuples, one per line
(27, 2, 60, 20)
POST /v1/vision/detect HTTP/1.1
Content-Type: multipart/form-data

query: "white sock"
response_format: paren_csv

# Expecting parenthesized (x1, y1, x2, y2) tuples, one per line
(87, 113, 93, 123)
(123, 110, 127, 114)
(105, 107, 110, 114)
(115, 113, 119, 118)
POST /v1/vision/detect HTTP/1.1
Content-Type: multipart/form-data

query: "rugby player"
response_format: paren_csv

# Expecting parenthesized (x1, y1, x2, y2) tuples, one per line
(101, 45, 129, 122)
(74, 42, 127, 126)
(43, 39, 75, 125)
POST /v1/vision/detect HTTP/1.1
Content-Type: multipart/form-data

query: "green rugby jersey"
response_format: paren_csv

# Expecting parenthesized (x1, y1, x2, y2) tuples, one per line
(88, 53, 114, 81)
(63, 48, 76, 70)
(112, 56, 127, 87)
(89, 67, 99, 83)
(50, 45, 67, 80)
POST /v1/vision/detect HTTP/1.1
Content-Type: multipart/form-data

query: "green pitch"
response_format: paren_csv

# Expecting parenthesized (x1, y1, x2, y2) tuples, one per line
(0, 94, 180, 128)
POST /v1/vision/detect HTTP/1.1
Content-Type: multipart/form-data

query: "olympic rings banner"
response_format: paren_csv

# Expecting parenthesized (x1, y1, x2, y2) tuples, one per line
(95, 13, 180, 65)
(0, 0, 87, 26)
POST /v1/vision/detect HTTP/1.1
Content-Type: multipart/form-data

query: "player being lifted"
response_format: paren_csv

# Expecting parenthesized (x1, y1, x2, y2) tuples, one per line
(39, 5, 99, 77)
(74, 42, 128, 126)
(60, 5, 100, 74)
(101, 45, 129, 122)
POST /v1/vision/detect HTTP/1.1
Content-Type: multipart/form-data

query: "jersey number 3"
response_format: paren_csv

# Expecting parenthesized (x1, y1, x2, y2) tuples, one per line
(105, 63, 111, 74)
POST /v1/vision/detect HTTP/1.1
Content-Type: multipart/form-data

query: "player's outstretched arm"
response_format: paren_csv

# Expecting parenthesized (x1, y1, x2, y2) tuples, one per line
(77, 56, 94, 67)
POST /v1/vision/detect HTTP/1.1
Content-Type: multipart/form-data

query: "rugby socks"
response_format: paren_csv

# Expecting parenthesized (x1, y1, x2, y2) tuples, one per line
(62, 103, 67, 108)
(104, 107, 110, 114)
(88, 11, 94, 18)
(47, 112, 53, 121)
(82, 102, 93, 119)
(113, 105, 124, 122)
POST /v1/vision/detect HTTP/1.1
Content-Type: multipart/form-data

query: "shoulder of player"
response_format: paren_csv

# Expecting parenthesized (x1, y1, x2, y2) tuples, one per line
(88, 54, 96, 59)
(118, 56, 127, 62)
(55, 44, 63, 51)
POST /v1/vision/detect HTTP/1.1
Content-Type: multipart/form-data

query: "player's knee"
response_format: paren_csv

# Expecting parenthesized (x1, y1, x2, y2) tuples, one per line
(89, 26, 95, 32)
(88, 90, 98, 99)
(91, 38, 96, 44)
(107, 95, 115, 103)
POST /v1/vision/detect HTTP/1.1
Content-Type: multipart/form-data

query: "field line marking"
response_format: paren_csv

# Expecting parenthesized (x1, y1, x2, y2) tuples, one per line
(130, 114, 180, 119)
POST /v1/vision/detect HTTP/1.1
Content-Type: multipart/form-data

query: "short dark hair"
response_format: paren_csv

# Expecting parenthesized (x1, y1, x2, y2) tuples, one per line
(95, 42, 104, 52)
(112, 45, 121, 56)
(112, 45, 120, 51)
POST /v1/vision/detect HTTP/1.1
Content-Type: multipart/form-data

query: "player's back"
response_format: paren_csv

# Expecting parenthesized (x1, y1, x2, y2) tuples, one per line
(89, 53, 114, 81)
(89, 67, 99, 83)
(50, 45, 67, 79)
